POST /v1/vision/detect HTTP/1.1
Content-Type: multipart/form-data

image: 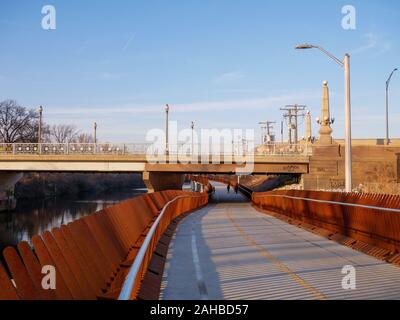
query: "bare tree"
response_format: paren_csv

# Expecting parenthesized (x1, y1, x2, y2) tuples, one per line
(75, 133, 94, 143)
(50, 124, 79, 143)
(0, 100, 40, 143)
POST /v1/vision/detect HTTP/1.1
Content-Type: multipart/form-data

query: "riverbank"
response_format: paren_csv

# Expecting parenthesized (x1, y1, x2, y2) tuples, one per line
(14, 173, 145, 200)
(0, 188, 147, 253)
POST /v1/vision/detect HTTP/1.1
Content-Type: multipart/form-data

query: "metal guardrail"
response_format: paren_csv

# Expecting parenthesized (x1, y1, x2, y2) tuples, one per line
(118, 194, 208, 300)
(0, 142, 311, 157)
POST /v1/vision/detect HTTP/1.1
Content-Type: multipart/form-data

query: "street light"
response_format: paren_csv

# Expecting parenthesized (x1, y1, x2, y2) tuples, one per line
(191, 121, 195, 155)
(385, 68, 398, 145)
(296, 43, 353, 192)
(165, 104, 170, 155)
(38, 106, 43, 144)
(94, 122, 97, 144)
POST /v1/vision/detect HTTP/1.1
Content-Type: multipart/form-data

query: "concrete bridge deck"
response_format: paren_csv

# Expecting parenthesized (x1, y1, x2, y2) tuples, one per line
(160, 184, 400, 300)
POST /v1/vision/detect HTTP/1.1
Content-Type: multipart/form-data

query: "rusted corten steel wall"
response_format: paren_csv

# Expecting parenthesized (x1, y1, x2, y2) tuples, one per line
(0, 190, 208, 300)
(188, 174, 238, 188)
(252, 190, 400, 252)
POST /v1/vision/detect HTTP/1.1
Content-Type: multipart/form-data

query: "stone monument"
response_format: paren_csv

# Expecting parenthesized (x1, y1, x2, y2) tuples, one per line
(317, 80, 335, 145)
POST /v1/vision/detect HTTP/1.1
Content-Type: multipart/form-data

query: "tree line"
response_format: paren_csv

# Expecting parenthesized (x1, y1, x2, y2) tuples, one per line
(0, 99, 94, 143)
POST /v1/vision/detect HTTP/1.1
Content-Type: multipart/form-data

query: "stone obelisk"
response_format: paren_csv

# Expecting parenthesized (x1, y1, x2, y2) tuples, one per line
(318, 80, 334, 145)
(305, 110, 312, 142)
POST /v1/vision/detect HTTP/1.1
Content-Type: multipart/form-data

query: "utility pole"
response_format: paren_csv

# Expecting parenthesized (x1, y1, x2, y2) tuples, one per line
(259, 121, 276, 144)
(280, 105, 306, 145)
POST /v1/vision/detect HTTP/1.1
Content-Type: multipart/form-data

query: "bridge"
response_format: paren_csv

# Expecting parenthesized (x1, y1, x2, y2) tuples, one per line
(0, 142, 309, 207)
(2, 177, 400, 300)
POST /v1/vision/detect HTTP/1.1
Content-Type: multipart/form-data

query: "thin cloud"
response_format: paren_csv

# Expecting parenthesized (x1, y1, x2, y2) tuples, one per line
(351, 32, 392, 55)
(123, 32, 136, 51)
(46, 92, 319, 116)
(97, 72, 124, 80)
(213, 71, 244, 84)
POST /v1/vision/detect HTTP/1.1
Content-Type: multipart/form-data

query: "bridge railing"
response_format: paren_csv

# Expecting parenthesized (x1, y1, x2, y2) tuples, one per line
(118, 193, 209, 300)
(0, 142, 311, 156)
(252, 190, 400, 253)
(0, 190, 209, 300)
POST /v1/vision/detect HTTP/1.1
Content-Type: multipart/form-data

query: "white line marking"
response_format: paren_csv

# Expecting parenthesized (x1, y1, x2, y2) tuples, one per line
(191, 222, 208, 300)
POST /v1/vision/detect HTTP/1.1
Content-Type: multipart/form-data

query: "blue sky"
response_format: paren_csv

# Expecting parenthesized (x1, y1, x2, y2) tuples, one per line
(0, 0, 399, 142)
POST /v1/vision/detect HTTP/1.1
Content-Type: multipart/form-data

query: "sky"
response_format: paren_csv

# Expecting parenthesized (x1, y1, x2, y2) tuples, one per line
(0, 0, 399, 143)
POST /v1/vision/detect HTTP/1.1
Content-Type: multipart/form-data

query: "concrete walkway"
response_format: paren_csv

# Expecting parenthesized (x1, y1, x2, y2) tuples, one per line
(160, 184, 400, 300)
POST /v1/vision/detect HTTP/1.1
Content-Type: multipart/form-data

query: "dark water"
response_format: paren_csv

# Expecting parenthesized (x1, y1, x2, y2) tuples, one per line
(0, 188, 147, 252)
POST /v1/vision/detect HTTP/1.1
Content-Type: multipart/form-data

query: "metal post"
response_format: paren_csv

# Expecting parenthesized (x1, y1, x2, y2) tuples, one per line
(344, 54, 352, 192)
(287, 110, 292, 145)
(294, 105, 298, 145)
(386, 84, 389, 145)
(165, 104, 169, 156)
(94, 122, 97, 144)
(385, 68, 398, 145)
(191, 121, 194, 155)
(38, 106, 43, 144)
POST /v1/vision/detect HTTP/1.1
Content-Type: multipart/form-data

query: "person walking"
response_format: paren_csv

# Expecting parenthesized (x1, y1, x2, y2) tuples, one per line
(227, 184, 230, 193)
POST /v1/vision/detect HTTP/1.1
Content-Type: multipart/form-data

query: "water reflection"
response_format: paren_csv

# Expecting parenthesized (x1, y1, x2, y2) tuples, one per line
(0, 188, 147, 251)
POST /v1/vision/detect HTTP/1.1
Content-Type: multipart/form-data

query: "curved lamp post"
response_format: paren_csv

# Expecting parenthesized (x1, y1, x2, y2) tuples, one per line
(191, 121, 195, 155)
(295, 44, 352, 192)
(165, 104, 170, 156)
(386, 68, 398, 145)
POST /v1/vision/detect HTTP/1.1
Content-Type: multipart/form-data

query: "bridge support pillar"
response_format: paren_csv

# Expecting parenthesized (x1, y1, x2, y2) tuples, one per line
(142, 171, 184, 193)
(0, 172, 23, 211)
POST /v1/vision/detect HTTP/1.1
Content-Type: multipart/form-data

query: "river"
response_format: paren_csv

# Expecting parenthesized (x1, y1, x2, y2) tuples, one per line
(0, 188, 147, 252)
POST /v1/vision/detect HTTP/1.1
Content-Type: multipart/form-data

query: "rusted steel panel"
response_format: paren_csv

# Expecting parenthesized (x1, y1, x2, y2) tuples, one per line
(3, 247, 39, 300)
(17, 241, 56, 300)
(59, 224, 105, 292)
(0, 262, 19, 300)
(51, 228, 97, 299)
(252, 190, 400, 252)
(32, 235, 73, 300)
(0, 190, 208, 300)
(41, 231, 86, 300)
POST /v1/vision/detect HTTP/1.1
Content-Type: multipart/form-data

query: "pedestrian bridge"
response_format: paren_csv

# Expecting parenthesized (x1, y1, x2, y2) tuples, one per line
(2, 181, 400, 300)
(161, 184, 400, 300)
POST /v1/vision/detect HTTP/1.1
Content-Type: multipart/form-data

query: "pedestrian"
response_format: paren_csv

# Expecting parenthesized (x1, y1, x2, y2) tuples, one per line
(227, 184, 230, 193)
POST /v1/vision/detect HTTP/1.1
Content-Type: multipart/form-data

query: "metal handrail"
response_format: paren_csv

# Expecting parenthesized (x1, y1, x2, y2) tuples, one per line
(253, 193, 400, 213)
(0, 142, 311, 157)
(118, 193, 207, 300)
